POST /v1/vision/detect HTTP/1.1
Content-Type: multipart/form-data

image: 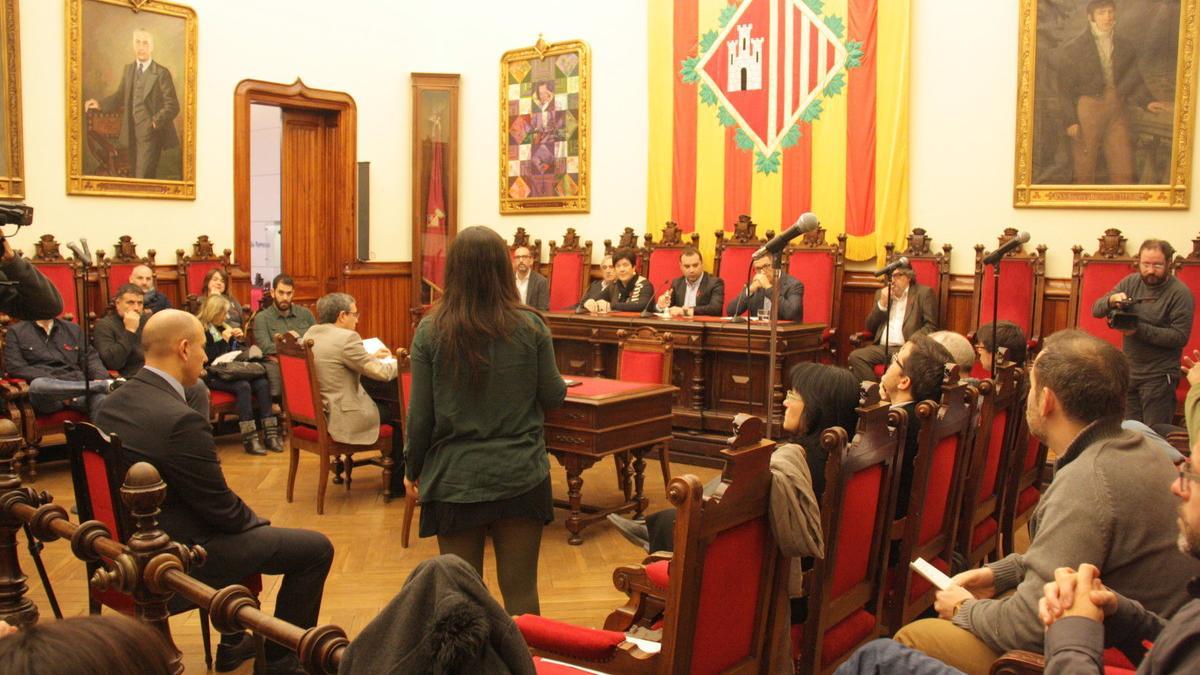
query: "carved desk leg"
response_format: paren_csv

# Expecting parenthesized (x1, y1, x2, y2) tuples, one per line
(689, 338, 705, 413)
(552, 451, 595, 546)
(631, 448, 648, 519)
(0, 419, 37, 628)
(590, 329, 605, 377)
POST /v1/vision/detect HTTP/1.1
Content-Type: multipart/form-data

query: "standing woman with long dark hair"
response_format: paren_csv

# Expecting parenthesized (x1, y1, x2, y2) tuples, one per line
(404, 226, 567, 615)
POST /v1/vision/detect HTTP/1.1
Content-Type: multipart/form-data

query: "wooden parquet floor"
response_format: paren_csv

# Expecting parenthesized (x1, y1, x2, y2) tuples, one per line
(12, 437, 721, 673)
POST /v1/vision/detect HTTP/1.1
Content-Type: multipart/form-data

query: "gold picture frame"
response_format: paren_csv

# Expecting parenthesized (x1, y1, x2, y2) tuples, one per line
(66, 0, 197, 199)
(499, 36, 590, 214)
(1014, 0, 1199, 208)
(0, 0, 24, 199)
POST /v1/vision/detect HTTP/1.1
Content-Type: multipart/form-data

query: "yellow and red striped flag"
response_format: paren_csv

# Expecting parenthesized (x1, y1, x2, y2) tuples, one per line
(648, 0, 910, 263)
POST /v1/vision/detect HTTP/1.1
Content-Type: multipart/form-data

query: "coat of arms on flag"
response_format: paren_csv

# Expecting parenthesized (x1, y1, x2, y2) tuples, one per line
(683, 0, 863, 175)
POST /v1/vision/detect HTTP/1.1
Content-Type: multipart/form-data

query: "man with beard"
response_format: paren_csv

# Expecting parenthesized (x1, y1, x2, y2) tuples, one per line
(253, 274, 315, 402)
(1092, 239, 1193, 426)
(513, 245, 549, 311)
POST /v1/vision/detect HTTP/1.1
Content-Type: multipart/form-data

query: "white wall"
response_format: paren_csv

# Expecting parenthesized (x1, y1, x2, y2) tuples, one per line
(910, 1, 1200, 278)
(11, 0, 648, 265)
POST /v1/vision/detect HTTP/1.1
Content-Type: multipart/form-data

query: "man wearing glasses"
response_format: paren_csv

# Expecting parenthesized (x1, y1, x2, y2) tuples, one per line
(513, 245, 549, 311)
(1092, 239, 1194, 427)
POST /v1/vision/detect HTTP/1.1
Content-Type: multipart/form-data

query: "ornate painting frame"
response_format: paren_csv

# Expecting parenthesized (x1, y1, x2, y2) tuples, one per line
(0, 0, 23, 199)
(412, 72, 460, 307)
(66, 0, 197, 199)
(1014, 0, 1199, 209)
(499, 37, 590, 214)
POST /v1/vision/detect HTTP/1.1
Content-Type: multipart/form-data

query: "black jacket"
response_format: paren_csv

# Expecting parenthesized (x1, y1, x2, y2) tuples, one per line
(94, 369, 267, 545)
(0, 255, 64, 321)
(4, 319, 109, 381)
(612, 275, 655, 312)
(520, 272, 549, 311)
(665, 273, 726, 316)
(143, 289, 172, 314)
(726, 274, 805, 322)
(1057, 28, 1155, 129)
(93, 312, 147, 378)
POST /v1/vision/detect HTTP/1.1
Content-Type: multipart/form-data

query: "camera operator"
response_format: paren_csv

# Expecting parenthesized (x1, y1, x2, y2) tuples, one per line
(1091, 239, 1193, 427)
(0, 227, 63, 321)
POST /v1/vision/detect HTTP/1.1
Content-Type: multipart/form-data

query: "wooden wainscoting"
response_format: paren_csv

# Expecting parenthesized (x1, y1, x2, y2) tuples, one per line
(344, 262, 412, 351)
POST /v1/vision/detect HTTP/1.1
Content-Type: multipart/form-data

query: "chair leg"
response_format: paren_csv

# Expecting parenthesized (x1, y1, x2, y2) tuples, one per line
(658, 444, 672, 492)
(199, 608, 213, 670)
(613, 453, 626, 492)
(317, 451, 330, 515)
(286, 446, 299, 503)
(344, 453, 353, 490)
(402, 490, 417, 548)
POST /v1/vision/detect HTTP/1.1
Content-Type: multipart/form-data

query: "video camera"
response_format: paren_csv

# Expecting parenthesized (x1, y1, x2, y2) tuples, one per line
(0, 202, 33, 238)
(1106, 296, 1156, 331)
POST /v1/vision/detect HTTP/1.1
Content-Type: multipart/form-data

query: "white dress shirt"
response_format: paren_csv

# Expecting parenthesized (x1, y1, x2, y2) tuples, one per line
(515, 274, 530, 304)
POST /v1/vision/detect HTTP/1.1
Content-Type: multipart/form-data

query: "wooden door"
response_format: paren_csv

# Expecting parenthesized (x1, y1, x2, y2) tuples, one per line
(280, 108, 340, 308)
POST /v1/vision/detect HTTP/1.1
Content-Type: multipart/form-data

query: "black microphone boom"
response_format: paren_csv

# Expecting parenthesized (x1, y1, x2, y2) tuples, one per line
(982, 231, 1031, 266)
(751, 212, 820, 260)
(873, 256, 910, 277)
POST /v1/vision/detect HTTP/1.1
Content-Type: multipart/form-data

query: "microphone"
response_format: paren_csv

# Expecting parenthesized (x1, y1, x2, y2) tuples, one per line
(873, 256, 910, 277)
(66, 241, 92, 266)
(639, 283, 659, 318)
(751, 212, 820, 260)
(982, 231, 1030, 266)
(80, 238, 92, 265)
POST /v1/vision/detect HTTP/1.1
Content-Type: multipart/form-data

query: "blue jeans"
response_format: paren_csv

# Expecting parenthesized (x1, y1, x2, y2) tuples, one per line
(834, 639, 965, 675)
(27, 377, 111, 416)
(207, 376, 272, 422)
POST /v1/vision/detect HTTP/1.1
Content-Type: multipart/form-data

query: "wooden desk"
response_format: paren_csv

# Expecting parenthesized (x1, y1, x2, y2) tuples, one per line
(545, 312, 825, 463)
(544, 376, 675, 545)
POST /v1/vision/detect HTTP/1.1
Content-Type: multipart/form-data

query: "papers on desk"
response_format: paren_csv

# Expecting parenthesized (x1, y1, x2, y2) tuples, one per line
(362, 337, 396, 365)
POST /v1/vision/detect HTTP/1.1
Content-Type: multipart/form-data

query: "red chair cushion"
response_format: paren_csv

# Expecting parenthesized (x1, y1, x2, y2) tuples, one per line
(532, 657, 600, 674)
(645, 559, 670, 590)
(1017, 485, 1041, 516)
(918, 435, 960, 545)
(972, 517, 998, 549)
(210, 390, 236, 406)
(618, 350, 665, 385)
(788, 250, 833, 325)
(716, 245, 756, 299)
(791, 609, 878, 666)
(647, 249, 683, 296)
(549, 252, 585, 312)
(186, 261, 221, 296)
(36, 264, 79, 320)
(909, 259, 940, 296)
(832, 464, 883, 598)
(694, 519, 766, 674)
(278, 353, 317, 419)
(979, 257, 1035, 335)
(37, 409, 87, 426)
(106, 263, 138, 299)
(1077, 260, 1134, 349)
(291, 424, 391, 444)
(515, 614, 625, 662)
(978, 410, 1008, 503)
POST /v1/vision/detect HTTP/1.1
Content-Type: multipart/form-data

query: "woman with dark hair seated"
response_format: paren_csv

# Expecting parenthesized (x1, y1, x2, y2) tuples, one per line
(0, 615, 173, 675)
(197, 294, 278, 455)
(608, 361, 862, 553)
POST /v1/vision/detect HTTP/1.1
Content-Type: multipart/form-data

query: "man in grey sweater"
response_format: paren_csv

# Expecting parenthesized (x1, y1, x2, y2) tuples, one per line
(892, 330, 1200, 674)
(1091, 239, 1193, 427)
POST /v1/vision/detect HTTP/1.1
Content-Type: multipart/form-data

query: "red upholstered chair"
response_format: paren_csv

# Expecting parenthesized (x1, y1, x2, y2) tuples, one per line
(781, 227, 847, 362)
(603, 226, 643, 262)
(955, 359, 1025, 571)
(883, 365, 979, 633)
(176, 235, 233, 312)
(850, 228, 952, 370)
(65, 421, 263, 671)
(95, 235, 156, 310)
(793, 384, 906, 673)
(713, 215, 773, 299)
(970, 228, 1047, 372)
(547, 228, 593, 312)
(1000, 401, 1050, 557)
(615, 327, 674, 490)
(643, 221, 700, 298)
(21, 234, 87, 325)
(1172, 234, 1200, 408)
(275, 332, 395, 514)
(1067, 228, 1137, 351)
(517, 418, 787, 674)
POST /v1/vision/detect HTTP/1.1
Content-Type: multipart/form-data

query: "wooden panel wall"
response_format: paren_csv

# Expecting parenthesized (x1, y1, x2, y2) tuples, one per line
(344, 262, 412, 351)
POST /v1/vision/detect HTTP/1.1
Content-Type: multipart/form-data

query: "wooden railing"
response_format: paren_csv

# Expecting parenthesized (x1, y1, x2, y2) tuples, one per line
(0, 418, 349, 673)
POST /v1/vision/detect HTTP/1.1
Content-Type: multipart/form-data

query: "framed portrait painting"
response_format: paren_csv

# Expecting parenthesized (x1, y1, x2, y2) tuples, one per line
(66, 0, 197, 199)
(499, 37, 590, 213)
(0, 0, 23, 199)
(1014, 0, 1200, 208)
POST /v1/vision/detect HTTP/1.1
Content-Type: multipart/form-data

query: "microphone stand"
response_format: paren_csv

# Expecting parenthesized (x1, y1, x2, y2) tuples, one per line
(76, 250, 95, 414)
(989, 257, 1001, 380)
(764, 252, 784, 439)
(882, 270, 895, 366)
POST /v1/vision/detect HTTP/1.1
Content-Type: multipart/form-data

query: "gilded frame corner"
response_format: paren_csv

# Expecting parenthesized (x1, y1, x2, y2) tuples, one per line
(66, 0, 197, 200)
(1014, 0, 1200, 209)
(499, 37, 590, 214)
(0, 0, 24, 199)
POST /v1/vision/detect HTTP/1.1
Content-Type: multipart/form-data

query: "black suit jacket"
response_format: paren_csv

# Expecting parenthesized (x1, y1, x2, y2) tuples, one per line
(725, 274, 805, 322)
(666, 273, 725, 316)
(94, 369, 267, 546)
(0, 256, 63, 321)
(521, 272, 549, 311)
(864, 283, 938, 344)
(101, 60, 181, 150)
(143, 289, 172, 314)
(93, 312, 147, 378)
(1057, 28, 1154, 129)
(892, 400, 923, 519)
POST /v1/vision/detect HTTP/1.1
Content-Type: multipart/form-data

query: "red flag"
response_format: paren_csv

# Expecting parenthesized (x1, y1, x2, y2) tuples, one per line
(422, 138, 447, 296)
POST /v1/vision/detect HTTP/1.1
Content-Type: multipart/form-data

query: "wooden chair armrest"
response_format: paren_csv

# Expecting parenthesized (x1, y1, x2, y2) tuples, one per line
(849, 330, 874, 348)
(989, 650, 1045, 675)
(641, 551, 673, 565)
(604, 562, 670, 632)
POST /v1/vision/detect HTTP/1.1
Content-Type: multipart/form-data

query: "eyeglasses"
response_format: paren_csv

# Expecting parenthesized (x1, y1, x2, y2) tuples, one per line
(1179, 462, 1200, 495)
(890, 352, 906, 371)
(1140, 262, 1167, 271)
(514, 254, 533, 260)
(344, 311, 359, 319)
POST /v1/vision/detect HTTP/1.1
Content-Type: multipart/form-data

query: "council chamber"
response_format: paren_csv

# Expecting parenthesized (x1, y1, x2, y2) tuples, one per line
(0, 1, 1197, 674)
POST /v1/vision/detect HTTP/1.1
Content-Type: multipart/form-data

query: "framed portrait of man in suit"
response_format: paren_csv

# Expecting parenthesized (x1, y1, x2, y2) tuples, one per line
(66, 0, 196, 199)
(0, 0, 23, 199)
(500, 37, 590, 213)
(1014, 0, 1199, 208)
